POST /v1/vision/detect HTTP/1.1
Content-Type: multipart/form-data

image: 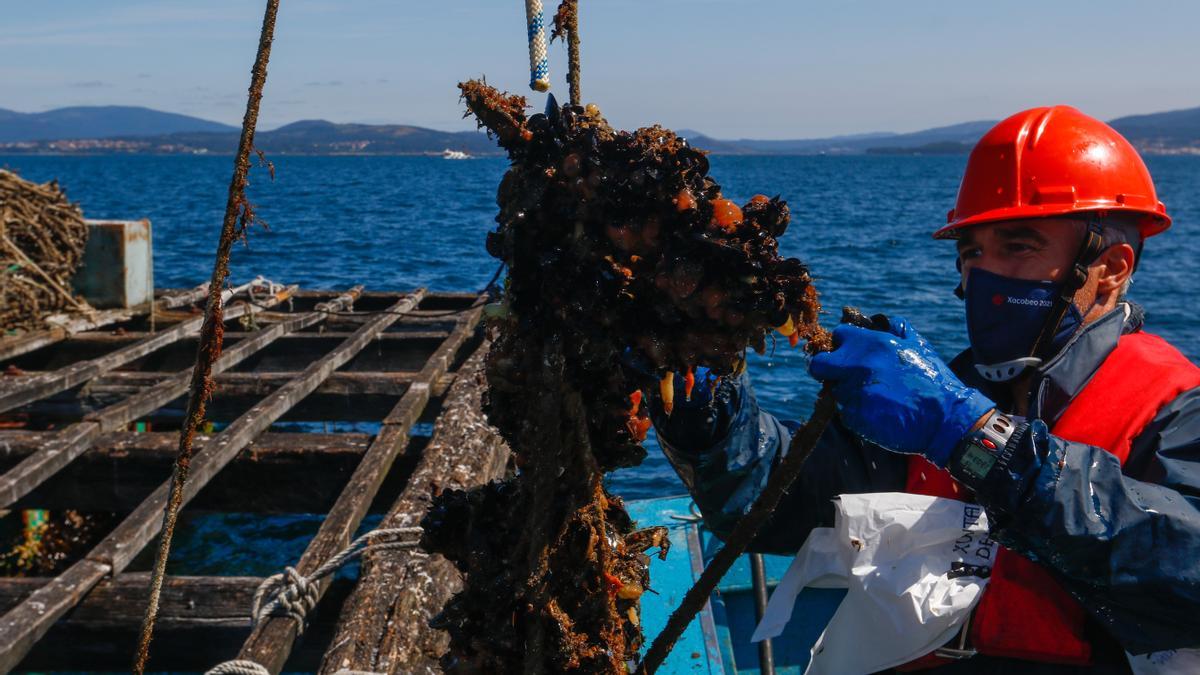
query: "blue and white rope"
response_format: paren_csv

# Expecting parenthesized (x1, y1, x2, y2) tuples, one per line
(524, 0, 550, 92)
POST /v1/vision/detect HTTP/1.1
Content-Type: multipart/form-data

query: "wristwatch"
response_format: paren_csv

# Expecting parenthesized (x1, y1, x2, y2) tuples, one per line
(950, 410, 1024, 482)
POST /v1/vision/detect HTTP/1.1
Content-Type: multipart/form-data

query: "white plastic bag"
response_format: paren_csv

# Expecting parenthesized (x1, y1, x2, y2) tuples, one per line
(751, 492, 997, 675)
(1127, 648, 1200, 675)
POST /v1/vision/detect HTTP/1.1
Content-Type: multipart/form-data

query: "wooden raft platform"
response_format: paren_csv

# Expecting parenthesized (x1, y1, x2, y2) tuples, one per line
(0, 285, 510, 673)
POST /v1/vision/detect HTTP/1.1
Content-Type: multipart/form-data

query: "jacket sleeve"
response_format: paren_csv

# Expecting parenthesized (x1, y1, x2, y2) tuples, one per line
(650, 370, 906, 554)
(953, 386, 1200, 654)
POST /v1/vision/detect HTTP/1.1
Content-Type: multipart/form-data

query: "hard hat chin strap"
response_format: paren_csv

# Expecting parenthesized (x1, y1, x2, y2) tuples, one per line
(1027, 220, 1106, 365)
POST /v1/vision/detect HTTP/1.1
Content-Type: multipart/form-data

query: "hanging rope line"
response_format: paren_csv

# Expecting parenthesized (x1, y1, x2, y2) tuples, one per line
(131, 1, 281, 672)
(551, 0, 581, 106)
(524, 0, 551, 91)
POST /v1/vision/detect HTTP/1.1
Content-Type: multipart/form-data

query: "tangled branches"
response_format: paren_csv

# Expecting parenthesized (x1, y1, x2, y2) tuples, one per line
(0, 170, 89, 332)
(421, 80, 825, 673)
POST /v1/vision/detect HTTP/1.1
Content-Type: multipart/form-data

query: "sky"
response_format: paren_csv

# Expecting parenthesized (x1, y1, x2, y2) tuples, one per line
(3, 1, 1199, 139)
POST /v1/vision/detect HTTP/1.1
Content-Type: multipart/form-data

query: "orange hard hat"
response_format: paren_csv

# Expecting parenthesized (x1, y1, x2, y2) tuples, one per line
(935, 106, 1170, 240)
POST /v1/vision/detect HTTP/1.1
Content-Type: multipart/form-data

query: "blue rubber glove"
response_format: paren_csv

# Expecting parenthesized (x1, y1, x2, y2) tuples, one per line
(808, 316, 995, 467)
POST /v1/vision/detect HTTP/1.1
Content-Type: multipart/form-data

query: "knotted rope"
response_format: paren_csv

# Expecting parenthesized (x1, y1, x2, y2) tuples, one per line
(205, 660, 270, 675)
(524, 0, 550, 91)
(250, 527, 424, 631)
(203, 528, 423, 675)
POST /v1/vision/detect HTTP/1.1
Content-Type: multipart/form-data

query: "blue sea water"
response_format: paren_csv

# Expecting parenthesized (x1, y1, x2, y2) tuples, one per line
(3, 154, 1198, 572)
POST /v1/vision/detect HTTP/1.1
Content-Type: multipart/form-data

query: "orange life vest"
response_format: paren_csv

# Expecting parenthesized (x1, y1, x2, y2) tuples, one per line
(903, 331, 1200, 667)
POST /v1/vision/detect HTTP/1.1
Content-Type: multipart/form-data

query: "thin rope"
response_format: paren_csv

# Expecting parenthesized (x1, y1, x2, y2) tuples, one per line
(132, 1, 281, 672)
(205, 661, 270, 675)
(524, 0, 551, 91)
(250, 527, 424, 631)
(203, 528, 423, 675)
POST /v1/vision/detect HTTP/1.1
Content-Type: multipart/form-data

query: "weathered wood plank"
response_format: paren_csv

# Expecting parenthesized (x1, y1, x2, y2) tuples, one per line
(0, 290, 421, 671)
(0, 284, 347, 509)
(321, 340, 509, 674)
(0, 430, 373, 460)
(84, 370, 443, 398)
(154, 282, 210, 310)
(0, 286, 295, 415)
(0, 560, 112, 672)
(0, 574, 262, 629)
(0, 431, 404, 514)
(1, 574, 355, 672)
(61, 329, 451, 347)
(238, 301, 483, 672)
(0, 308, 133, 362)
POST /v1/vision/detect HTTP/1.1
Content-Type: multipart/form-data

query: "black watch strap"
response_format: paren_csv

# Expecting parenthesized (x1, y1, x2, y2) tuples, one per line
(951, 410, 1023, 483)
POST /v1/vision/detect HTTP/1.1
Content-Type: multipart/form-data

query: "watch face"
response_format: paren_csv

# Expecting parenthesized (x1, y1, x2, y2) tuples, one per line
(959, 443, 998, 480)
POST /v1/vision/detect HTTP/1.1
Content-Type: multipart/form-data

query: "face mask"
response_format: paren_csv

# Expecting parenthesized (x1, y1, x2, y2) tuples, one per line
(963, 268, 1083, 382)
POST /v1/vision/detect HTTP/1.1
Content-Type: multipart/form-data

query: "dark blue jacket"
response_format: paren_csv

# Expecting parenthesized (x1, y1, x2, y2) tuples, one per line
(652, 303, 1200, 664)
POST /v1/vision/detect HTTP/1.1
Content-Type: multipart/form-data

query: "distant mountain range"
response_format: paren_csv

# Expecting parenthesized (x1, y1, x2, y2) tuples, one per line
(2, 104, 1199, 156)
(0, 106, 236, 142)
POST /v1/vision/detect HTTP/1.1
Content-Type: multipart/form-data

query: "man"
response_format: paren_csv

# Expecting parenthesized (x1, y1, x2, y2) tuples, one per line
(651, 106, 1200, 673)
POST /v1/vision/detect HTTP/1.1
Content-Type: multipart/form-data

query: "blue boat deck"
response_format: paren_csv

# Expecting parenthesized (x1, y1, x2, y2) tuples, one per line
(628, 495, 845, 675)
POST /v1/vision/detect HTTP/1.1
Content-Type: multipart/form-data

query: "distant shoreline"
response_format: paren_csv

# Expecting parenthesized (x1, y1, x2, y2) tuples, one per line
(3, 148, 1197, 157)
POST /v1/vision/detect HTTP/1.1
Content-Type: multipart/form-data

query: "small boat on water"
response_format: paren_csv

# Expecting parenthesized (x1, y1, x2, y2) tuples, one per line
(442, 148, 471, 160)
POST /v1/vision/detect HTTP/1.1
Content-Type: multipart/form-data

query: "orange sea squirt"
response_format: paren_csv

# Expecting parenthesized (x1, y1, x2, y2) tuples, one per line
(710, 199, 743, 231)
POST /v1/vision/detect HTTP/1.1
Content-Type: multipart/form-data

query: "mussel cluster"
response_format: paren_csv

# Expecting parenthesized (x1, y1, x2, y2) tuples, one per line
(421, 80, 823, 673)
(473, 79, 823, 468)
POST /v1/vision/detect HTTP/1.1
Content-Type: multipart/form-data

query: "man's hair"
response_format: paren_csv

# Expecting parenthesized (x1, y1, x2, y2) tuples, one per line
(1088, 214, 1143, 298)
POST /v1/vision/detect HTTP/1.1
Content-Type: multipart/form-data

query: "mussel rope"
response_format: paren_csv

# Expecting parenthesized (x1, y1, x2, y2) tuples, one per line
(132, 1, 280, 672)
(561, 0, 581, 106)
(524, 0, 551, 91)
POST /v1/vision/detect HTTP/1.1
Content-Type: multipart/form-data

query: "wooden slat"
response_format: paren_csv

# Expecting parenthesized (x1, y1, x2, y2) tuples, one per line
(154, 282, 210, 310)
(63, 329, 451, 346)
(0, 284, 342, 509)
(0, 290, 421, 672)
(1, 431, 389, 514)
(0, 574, 357, 672)
(320, 341, 509, 673)
(83, 370, 449, 398)
(237, 299, 483, 672)
(0, 308, 133, 362)
(0, 287, 295, 415)
(0, 430, 374, 460)
(0, 560, 112, 671)
(0, 574, 262, 629)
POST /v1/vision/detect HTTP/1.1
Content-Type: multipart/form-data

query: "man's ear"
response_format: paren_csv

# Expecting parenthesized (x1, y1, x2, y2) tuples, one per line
(1096, 243, 1135, 298)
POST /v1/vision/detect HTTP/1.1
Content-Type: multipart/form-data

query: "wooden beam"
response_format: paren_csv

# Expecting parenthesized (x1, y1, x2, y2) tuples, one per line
(153, 282, 210, 310)
(0, 290, 422, 672)
(0, 574, 355, 672)
(0, 286, 296, 415)
(61, 329, 451, 347)
(0, 308, 133, 362)
(82, 370, 457, 398)
(238, 300, 484, 672)
(0, 431, 409, 514)
(0, 573, 263, 629)
(0, 284, 349, 509)
(320, 340, 509, 674)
